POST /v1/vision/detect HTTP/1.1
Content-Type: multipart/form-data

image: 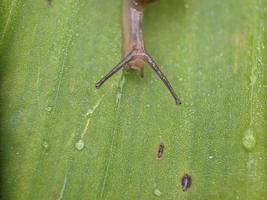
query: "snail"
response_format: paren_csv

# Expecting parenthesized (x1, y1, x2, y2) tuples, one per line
(96, 0, 181, 105)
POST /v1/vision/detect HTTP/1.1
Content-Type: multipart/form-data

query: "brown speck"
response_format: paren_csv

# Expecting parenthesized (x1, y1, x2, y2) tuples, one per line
(181, 174, 192, 192)
(46, 0, 52, 6)
(157, 142, 164, 159)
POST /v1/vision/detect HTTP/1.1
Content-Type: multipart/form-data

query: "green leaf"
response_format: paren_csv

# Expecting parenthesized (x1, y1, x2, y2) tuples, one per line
(1, 0, 266, 199)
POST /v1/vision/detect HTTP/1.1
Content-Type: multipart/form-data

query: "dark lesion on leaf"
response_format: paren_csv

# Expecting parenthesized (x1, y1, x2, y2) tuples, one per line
(156, 142, 164, 159)
(45, 0, 52, 6)
(181, 173, 192, 192)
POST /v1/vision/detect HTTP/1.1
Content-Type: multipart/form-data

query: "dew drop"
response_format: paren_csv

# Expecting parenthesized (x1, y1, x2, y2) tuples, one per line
(45, 106, 53, 112)
(242, 129, 256, 151)
(153, 188, 162, 197)
(208, 155, 213, 159)
(42, 141, 49, 149)
(75, 139, 84, 151)
(86, 109, 93, 116)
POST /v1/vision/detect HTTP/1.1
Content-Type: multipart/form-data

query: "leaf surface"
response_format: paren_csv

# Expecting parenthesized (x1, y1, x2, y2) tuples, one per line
(0, 0, 266, 199)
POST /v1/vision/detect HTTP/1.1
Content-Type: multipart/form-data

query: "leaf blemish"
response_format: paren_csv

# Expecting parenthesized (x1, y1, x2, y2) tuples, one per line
(153, 188, 162, 196)
(181, 173, 192, 192)
(157, 142, 164, 159)
(57, 174, 67, 200)
(75, 139, 85, 151)
(45, 0, 52, 6)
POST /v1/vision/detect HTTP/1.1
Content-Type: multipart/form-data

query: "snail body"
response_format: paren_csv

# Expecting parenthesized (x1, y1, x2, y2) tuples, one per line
(96, 0, 181, 105)
(123, 0, 146, 70)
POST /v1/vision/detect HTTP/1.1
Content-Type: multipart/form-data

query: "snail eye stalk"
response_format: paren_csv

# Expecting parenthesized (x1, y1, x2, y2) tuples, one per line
(143, 53, 181, 105)
(95, 51, 135, 89)
(96, 50, 181, 106)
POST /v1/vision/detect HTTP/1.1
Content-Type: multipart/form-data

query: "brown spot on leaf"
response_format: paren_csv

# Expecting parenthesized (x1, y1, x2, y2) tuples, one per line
(46, 0, 52, 6)
(157, 142, 164, 159)
(181, 173, 192, 192)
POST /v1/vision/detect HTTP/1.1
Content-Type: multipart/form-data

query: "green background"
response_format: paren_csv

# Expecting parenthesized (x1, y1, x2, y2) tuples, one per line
(0, 0, 266, 199)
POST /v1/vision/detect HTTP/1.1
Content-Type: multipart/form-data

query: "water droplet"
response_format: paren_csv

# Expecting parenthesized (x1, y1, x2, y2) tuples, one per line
(242, 129, 256, 151)
(75, 139, 84, 151)
(43, 141, 49, 149)
(153, 188, 162, 197)
(86, 109, 93, 116)
(45, 106, 53, 112)
(208, 155, 213, 159)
